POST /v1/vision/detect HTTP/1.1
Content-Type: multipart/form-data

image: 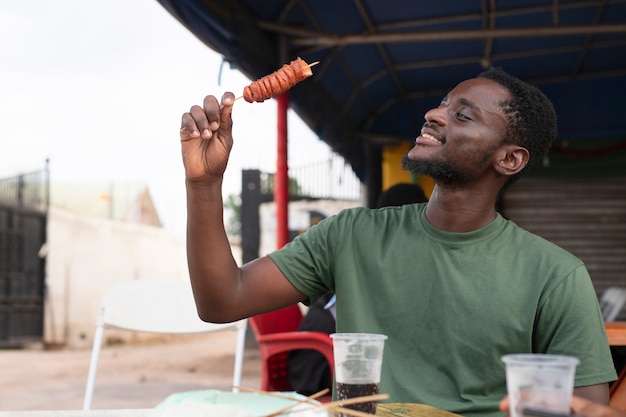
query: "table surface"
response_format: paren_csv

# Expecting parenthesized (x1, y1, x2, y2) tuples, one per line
(0, 411, 150, 417)
(378, 403, 462, 416)
(0, 403, 461, 417)
(606, 321, 626, 346)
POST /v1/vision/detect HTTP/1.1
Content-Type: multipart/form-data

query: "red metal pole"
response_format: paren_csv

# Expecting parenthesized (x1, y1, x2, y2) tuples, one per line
(275, 92, 290, 249)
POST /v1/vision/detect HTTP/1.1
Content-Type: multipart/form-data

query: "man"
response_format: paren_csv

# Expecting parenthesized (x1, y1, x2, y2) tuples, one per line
(179, 67, 616, 416)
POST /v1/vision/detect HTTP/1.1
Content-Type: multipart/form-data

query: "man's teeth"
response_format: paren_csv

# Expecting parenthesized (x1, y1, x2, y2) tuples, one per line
(421, 133, 441, 144)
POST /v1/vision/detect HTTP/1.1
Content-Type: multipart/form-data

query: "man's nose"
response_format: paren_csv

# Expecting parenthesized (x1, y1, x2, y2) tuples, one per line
(424, 106, 446, 125)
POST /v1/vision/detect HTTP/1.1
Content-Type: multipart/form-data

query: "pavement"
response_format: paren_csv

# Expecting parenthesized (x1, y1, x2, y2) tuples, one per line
(0, 333, 261, 411)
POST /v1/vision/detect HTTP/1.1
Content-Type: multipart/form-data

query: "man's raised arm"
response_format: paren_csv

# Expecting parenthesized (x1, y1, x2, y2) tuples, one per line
(180, 93, 306, 323)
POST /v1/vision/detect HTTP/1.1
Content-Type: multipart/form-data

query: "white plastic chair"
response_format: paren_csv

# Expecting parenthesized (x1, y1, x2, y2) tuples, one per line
(82, 279, 247, 410)
(600, 286, 626, 322)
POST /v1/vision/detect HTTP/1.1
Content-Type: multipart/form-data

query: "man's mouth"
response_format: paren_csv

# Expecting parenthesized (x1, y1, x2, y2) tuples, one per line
(416, 131, 443, 145)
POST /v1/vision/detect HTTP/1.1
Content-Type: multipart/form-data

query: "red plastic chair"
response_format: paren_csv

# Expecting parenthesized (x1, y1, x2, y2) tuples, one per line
(249, 304, 334, 397)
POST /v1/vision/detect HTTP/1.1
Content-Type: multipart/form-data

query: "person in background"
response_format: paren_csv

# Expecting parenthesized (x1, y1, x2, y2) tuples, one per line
(287, 291, 336, 396)
(375, 182, 429, 208)
(178, 67, 616, 416)
(287, 182, 429, 396)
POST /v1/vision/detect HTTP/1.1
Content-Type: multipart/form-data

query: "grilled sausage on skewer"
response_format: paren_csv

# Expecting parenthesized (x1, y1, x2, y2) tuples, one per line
(243, 57, 314, 103)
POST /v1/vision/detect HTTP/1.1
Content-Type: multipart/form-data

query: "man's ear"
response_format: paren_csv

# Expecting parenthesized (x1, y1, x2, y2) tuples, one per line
(494, 144, 529, 176)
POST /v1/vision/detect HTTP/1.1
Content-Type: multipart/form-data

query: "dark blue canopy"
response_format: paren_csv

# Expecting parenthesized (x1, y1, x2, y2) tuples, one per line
(157, 0, 626, 182)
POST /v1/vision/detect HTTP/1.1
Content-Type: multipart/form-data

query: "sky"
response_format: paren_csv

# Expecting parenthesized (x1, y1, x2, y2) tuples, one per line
(0, 0, 333, 237)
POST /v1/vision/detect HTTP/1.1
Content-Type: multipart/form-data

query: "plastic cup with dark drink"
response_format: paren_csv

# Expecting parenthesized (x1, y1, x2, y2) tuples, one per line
(330, 333, 387, 415)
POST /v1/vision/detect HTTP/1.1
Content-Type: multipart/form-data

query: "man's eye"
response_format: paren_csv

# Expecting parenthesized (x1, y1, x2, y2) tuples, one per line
(456, 112, 471, 120)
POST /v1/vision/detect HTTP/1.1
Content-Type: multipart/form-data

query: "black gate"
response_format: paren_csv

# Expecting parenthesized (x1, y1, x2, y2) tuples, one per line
(0, 162, 49, 347)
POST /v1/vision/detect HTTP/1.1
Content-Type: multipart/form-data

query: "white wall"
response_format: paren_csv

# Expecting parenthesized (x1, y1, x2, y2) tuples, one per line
(45, 200, 358, 349)
(44, 208, 244, 349)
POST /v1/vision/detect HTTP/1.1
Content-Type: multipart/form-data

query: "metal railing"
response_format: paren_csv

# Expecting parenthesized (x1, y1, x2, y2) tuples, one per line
(0, 161, 50, 212)
(287, 153, 362, 201)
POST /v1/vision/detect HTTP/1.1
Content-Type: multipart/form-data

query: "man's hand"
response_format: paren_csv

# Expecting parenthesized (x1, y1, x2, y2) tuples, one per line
(180, 92, 235, 183)
(571, 396, 626, 417)
(500, 396, 626, 417)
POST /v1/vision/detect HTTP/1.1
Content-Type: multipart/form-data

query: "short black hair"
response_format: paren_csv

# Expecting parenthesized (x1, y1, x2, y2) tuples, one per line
(478, 67, 557, 191)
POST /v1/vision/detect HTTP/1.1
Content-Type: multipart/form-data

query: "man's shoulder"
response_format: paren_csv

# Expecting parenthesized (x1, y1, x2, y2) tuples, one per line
(503, 217, 584, 264)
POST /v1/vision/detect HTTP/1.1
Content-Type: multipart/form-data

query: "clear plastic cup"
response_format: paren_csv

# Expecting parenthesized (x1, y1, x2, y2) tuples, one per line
(331, 333, 387, 415)
(502, 354, 579, 417)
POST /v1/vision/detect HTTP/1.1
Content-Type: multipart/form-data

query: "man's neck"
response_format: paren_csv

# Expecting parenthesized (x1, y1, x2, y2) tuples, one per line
(424, 185, 500, 232)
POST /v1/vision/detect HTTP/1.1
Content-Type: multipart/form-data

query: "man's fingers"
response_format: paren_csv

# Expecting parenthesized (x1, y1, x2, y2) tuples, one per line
(221, 92, 235, 107)
(189, 104, 213, 139)
(499, 396, 510, 411)
(203, 95, 222, 134)
(180, 94, 235, 142)
(218, 92, 235, 130)
(180, 112, 201, 139)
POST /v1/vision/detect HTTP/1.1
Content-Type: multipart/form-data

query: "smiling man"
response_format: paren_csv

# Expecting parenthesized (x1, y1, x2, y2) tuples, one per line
(179, 67, 616, 417)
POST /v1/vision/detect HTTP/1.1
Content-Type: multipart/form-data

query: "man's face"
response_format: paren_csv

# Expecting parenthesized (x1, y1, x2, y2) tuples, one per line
(403, 77, 511, 188)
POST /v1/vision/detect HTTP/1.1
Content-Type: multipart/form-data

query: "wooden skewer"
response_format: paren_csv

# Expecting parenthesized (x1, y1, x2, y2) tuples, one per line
(314, 393, 389, 410)
(231, 386, 386, 417)
(232, 385, 328, 417)
(286, 393, 389, 416)
(265, 388, 330, 417)
(233, 385, 302, 402)
(322, 406, 378, 417)
(310, 394, 389, 417)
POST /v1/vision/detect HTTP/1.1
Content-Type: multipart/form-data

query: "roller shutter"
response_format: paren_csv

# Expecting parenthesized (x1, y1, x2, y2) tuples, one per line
(501, 177, 626, 297)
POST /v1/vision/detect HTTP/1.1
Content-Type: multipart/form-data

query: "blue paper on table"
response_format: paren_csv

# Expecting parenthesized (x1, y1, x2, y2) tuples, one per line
(147, 389, 325, 417)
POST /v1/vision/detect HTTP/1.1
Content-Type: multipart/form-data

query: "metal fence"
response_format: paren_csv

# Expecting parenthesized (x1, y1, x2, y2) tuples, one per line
(0, 162, 49, 347)
(287, 153, 362, 201)
(0, 162, 50, 212)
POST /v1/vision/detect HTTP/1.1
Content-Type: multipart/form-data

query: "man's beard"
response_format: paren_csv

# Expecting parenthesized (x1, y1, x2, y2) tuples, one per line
(401, 153, 472, 188)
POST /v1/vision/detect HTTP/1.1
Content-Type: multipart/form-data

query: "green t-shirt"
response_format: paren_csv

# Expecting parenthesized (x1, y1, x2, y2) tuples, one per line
(268, 203, 616, 417)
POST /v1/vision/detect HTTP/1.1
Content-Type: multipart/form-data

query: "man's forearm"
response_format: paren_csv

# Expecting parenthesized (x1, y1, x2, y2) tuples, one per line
(185, 179, 242, 322)
(574, 384, 610, 405)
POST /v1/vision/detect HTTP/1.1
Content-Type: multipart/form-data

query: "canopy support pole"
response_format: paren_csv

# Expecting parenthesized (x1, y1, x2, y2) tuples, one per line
(275, 92, 289, 249)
